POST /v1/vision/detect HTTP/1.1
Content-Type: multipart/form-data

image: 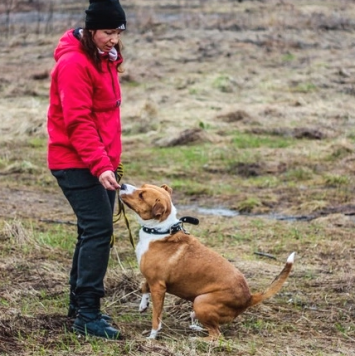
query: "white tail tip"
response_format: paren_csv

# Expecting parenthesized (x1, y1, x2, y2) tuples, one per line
(287, 252, 296, 264)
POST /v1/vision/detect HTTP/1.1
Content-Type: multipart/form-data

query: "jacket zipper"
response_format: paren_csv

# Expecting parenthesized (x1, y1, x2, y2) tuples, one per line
(107, 61, 121, 108)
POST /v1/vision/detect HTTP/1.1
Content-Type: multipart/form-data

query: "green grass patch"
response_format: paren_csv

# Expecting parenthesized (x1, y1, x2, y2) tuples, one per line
(290, 82, 317, 93)
(212, 74, 234, 93)
(282, 52, 296, 62)
(246, 175, 280, 188)
(323, 174, 350, 187)
(125, 145, 209, 172)
(237, 197, 262, 213)
(36, 224, 76, 253)
(283, 167, 314, 181)
(28, 137, 46, 148)
(231, 132, 294, 149)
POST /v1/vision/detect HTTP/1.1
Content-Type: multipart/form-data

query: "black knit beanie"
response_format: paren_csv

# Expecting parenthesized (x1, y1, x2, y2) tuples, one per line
(85, 0, 126, 30)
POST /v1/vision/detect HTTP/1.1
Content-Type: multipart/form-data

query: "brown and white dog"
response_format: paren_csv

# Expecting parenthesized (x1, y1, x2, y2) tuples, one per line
(119, 183, 295, 340)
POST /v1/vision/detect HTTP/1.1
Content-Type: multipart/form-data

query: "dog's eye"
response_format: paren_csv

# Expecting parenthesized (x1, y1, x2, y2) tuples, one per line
(139, 192, 144, 199)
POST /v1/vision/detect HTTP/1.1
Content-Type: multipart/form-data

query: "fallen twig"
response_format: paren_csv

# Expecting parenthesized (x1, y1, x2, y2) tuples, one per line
(254, 251, 277, 260)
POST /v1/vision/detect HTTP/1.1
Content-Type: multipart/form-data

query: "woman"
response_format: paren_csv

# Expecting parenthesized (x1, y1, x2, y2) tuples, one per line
(47, 0, 126, 339)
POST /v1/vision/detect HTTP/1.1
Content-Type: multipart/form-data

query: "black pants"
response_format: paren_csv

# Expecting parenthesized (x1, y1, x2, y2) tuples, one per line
(52, 169, 116, 299)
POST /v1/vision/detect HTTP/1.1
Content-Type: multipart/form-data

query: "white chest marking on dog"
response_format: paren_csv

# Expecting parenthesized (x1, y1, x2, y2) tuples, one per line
(135, 230, 168, 266)
(134, 205, 180, 267)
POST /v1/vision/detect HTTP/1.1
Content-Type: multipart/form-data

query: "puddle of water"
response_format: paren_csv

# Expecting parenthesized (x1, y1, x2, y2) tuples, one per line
(178, 205, 311, 221)
(178, 205, 239, 217)
(255, 213, 311, 222)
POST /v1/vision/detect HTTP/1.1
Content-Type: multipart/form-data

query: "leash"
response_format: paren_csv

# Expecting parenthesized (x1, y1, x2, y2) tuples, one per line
(142, 216, 199, 235)
(111, 163, 135, 249)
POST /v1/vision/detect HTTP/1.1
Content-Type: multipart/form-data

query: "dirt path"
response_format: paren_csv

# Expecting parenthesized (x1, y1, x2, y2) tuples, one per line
(0, 185, 72, 222)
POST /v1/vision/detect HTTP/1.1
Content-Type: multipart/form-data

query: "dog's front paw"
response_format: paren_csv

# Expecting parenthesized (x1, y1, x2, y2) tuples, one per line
(189, 324, 204, 332)
(139, 293, 150, 312)
(147, 329, 158, 339)
(139, 303, 149, 313)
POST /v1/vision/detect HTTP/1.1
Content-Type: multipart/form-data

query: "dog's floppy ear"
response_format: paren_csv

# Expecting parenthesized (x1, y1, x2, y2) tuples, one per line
(152, 200, 166, 219)
(161, 184, 172, 195)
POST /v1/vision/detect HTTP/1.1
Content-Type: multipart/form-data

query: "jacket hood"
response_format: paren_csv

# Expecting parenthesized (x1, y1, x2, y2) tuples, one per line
(53, 29, 81, 62)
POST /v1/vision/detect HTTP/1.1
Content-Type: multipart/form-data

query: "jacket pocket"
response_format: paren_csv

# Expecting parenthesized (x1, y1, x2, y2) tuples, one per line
(92, 99, 121, 113)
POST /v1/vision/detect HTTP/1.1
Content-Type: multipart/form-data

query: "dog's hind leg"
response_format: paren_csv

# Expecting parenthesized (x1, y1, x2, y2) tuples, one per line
(147, 282, 166, 339)
(189, 311, 205, 332)
(193, 294, 223, 340)
(139, 279, 150, 312)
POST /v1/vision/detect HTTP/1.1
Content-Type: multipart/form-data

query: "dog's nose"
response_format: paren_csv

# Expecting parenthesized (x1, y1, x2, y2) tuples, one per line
(120, 184, 127, 190)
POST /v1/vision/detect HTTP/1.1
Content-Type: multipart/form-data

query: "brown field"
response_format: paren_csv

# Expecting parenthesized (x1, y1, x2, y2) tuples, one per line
(0, 1, 354, 355)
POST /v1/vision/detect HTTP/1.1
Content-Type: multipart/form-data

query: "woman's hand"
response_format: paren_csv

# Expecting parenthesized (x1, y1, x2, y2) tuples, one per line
(99, 170, 121, 190)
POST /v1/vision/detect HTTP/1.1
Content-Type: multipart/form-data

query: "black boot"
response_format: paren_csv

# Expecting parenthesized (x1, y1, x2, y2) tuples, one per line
(72, 296, 121, 340)
(68, 288, 112, 321)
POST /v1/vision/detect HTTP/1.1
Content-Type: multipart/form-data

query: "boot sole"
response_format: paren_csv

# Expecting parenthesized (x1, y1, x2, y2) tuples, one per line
(72, 325, 121, 340)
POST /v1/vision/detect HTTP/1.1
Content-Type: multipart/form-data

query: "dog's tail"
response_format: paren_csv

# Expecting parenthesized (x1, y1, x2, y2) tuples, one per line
(248, 252, 295, 307)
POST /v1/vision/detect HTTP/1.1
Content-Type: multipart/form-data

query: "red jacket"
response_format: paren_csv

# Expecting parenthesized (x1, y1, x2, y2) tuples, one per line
(47, 29, 123, 177)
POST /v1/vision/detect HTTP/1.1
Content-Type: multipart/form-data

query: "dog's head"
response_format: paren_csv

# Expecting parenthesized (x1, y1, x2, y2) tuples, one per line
(119, 183, 173, 222)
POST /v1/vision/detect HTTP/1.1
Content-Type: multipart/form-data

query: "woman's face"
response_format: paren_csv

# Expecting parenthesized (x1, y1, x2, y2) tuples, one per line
(91, 29, 123, 52)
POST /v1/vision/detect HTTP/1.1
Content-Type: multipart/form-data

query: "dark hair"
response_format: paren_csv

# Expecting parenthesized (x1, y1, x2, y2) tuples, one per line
(80, 28, 124, 73)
